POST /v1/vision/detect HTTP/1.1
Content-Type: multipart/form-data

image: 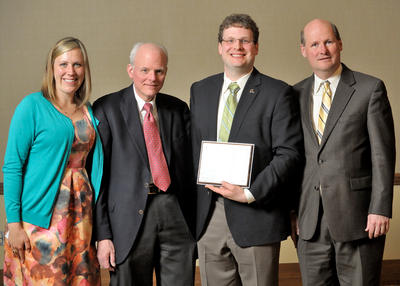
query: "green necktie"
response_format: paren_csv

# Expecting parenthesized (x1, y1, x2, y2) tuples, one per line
(219, 82, 240, 142)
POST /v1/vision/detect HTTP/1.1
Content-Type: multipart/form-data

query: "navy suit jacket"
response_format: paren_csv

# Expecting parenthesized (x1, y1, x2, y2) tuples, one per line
(93, 85, 195, 264)
(190, 68, 304, 247)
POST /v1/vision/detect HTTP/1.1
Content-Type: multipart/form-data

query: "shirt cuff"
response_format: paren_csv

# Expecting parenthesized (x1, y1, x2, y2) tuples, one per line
(244, 188, 255, 204)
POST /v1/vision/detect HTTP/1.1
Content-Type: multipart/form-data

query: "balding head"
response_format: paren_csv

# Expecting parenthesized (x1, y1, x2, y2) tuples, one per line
(300, 19, 343, 79)
(301, 19, 341, 46)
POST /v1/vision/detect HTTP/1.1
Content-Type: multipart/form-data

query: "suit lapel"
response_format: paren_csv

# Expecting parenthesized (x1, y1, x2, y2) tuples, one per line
(156, 94, 172, 166)
(229, 69, 260, 140)
(300, 76, 319, 147)
(319, 65, 356, 149)
(207, 75, 223, 141)
(120, 85, 149, 167)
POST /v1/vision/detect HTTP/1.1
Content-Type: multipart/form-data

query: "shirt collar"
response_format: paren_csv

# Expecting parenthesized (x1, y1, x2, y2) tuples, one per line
(314, 64, 342, 93)
(133, 84, 157, 111)
(223, 69, 252, 93)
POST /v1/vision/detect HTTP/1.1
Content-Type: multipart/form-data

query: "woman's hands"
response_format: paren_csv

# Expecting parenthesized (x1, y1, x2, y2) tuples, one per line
(7, 222, 31, 262)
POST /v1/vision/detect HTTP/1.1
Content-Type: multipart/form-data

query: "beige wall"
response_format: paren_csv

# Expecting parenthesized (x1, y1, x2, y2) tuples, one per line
(0, 0, 399, 264)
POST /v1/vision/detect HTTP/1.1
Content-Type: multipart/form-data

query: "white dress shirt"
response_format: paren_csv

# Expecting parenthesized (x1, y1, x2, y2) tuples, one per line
(217, 71, 255, 203)
(133, 85, 159, 128)
(217, 71, 252, 140)
(312, 64, 342, 131)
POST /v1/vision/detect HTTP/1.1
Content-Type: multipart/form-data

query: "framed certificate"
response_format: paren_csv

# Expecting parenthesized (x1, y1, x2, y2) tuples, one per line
(197, 141, 254, 187)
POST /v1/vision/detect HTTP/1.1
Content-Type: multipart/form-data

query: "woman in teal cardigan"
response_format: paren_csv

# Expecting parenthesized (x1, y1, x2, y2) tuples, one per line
(2, 37, 103, 285)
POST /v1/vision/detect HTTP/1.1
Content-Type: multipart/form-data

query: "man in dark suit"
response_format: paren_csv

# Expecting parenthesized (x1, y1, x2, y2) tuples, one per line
(190, 14, 304, 285)
(93, 43, 196, 286)
(294, 19, 395, 286)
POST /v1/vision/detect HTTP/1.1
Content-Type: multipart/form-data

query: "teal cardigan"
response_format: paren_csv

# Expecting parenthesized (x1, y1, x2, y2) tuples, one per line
(2, 92, 103, 229)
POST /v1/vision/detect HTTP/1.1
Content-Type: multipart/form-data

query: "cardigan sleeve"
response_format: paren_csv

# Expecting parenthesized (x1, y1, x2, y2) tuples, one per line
(85, 103, 104, 202)
(2, 96, 36, 223)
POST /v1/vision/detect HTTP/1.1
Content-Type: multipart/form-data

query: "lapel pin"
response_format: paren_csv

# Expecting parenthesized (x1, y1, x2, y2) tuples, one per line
(249, 89, 255, 94)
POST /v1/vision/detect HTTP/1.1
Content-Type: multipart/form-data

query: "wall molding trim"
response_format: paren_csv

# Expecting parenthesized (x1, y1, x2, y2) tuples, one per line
(395, 173, 400, 186)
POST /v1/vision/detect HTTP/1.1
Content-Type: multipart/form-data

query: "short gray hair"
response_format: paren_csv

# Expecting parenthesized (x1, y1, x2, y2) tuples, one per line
(129, 42, 168, 65)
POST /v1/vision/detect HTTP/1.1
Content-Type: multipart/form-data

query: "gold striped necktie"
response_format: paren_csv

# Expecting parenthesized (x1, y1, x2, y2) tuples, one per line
(219, 82, 240, 142)
(317, 81, 332, 144)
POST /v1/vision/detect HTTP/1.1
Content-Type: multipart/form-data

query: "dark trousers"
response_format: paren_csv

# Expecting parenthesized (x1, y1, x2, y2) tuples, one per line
(110, 193, 196, 286)
(298, 208, 385, 286)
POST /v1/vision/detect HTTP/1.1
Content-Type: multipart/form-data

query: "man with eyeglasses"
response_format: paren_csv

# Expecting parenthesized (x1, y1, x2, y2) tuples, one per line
(190, 14, 304, 285)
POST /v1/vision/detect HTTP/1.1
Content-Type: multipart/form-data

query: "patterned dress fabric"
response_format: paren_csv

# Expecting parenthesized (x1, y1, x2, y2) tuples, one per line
(3, 109, 100, 285)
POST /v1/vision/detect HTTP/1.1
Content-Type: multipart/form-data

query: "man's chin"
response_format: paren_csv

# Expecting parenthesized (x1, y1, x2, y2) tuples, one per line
(145, 89, 161, 96)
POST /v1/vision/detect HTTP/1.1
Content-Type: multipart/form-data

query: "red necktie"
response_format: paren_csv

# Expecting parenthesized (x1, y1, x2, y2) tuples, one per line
(142, 103, 171, 191)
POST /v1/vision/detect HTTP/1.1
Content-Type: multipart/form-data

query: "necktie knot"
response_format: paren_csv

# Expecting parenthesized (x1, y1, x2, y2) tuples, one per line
(228, 82, 240, 96)
(143, 102, 153, 113)
(323, 81, 332, 97)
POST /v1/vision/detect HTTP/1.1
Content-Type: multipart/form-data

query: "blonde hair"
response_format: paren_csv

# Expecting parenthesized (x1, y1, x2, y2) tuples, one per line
(41, 37, 91, 107)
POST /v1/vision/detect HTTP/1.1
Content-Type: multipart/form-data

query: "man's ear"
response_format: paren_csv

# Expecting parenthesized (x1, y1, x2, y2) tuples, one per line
(127, 64, 134, 80)
(300, 45, 307, 58)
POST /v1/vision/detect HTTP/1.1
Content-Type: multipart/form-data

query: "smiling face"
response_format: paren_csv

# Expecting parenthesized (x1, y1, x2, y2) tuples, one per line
(218, 26, 258, 80)
(301, 19, 342, 79)
(53, 48, 85, 98)
(127, 44, 167, 102)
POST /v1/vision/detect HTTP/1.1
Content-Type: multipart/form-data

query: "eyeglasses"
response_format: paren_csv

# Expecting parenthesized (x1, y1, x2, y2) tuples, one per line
(221, 38, 254, 46)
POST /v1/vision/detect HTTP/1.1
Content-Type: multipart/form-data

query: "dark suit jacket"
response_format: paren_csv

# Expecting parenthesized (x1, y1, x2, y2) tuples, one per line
(294, 64, 395, 242)
(190, 68, 304, 247)
(93, 85, 195, 264)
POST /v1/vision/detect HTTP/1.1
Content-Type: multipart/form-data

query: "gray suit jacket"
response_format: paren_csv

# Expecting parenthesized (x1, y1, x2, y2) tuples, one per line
(294, 64, 395, 242)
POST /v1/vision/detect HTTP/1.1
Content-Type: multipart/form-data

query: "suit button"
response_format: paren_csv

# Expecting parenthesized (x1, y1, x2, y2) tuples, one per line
(138, 210, 144, 215)
(144, 183, 149, 188)
(314, 186, 320, 191)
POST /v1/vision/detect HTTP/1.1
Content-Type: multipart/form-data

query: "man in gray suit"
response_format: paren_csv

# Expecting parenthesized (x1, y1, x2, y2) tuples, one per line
(293, 19, 395, 286)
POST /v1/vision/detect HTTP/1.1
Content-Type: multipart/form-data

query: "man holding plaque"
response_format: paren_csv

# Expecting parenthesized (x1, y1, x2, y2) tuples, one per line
(190, 14, 304, 285)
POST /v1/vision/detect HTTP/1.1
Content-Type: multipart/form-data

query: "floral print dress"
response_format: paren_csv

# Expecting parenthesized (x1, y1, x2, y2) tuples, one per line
(4, 108, 100, 286)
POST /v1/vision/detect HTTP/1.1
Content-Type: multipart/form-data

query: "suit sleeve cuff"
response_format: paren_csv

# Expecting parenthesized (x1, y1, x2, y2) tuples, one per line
(244, 188, 255, 204)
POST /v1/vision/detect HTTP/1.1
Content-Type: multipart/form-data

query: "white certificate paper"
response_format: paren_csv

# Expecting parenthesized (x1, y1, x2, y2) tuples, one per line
(197, 141, 254, 187)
